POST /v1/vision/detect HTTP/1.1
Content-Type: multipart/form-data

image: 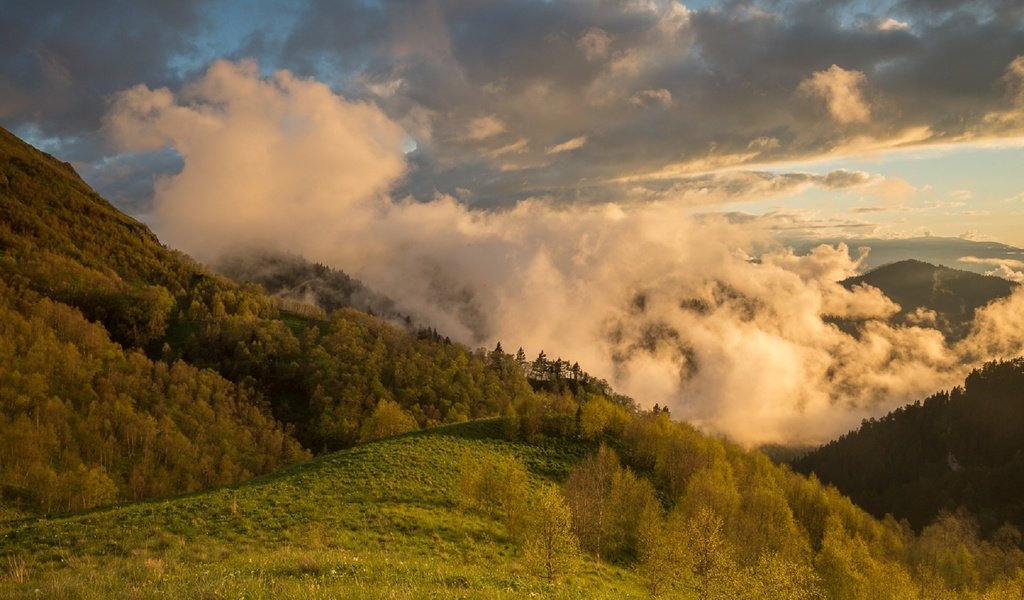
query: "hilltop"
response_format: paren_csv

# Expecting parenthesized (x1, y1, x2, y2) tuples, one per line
(789, 237, 1024, 277)
(840, 259, 1017, 340)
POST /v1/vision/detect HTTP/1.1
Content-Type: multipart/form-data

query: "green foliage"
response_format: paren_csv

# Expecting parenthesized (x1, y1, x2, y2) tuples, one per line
(636, 501, 679, 597)
(0, 280, 309, 512)
(563, 444, 620, 560)
(357, 399, 418, 443)
(579, 396, 631, 440)
(458, 451, 531, 541)
(523, 485, 582, 583)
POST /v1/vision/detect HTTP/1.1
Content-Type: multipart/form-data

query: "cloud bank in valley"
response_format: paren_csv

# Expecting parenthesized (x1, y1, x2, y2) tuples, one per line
(106, 61, 1024, 447)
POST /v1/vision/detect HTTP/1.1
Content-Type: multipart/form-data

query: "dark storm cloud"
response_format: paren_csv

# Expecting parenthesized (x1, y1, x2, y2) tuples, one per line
(2, 0, 1023, 210)
(291, 0, 1022, 205)
(0, 0, 205, 154)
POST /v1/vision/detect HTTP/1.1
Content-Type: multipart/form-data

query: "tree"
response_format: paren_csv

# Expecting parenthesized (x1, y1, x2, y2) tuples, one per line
(490, 341, 505, 367)
(638, 502, 683, 597)
(357, 398, 418, 442)
(677, 505, 740, 600)
(531, 350, 548, 381)
(605, 466, 660, 561)
(744, 553, 823, 600)
(523, 486, 581, 583)
(579, 396, 630, 440)
(459, 453, 531, 541)
(563, 444, 619, 559)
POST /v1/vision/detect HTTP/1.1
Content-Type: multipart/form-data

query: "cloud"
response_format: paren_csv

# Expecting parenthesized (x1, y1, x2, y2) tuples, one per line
(104, 60, 407, 258)
(821, 169, 872, 189)
(104, 61, 1024, 447)
(462, 115, 506, 141)
(875, 17, 911, 31)
(544, 135, 588, 155)
(629, 88, 673, 108)
(5, 1, 1024, 210)
(577, 28, 612, 61)
(485, 138, 529, 158)
(985, 264, 1024, 283)
(1002, 55, 1024, 106)
(958, 256, 1024, 282)
(798, 65, 872, 124)
(958, 256, 1024, 268)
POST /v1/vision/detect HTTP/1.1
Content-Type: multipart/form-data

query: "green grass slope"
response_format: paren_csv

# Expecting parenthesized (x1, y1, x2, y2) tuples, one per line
(0, 420, 643, 599)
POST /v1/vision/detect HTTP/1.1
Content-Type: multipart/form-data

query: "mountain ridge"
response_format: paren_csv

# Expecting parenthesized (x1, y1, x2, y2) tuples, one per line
(839, 258, 1017, 340)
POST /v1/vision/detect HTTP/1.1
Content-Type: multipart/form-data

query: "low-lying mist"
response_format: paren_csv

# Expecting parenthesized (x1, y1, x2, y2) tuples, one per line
(105, 60, 1024, 446)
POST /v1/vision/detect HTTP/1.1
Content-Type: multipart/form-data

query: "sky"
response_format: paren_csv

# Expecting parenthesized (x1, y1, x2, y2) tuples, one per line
(4, 0, 1024, 445)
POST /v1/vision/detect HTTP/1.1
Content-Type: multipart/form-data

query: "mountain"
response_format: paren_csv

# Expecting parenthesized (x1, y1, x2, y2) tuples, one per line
(215, 251, 407, 322)
(789, 236, 1024, 276)
(793, 359, 1024, 536)
(0, 126, 311, 513)
(839, 259, 1017, 340)
(0, 126, 540, 514)
(4, 127, 1024, 597)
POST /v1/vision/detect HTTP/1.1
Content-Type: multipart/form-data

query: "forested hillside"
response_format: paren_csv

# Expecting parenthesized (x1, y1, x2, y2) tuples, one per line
(794, 359, 1024, 536)
(0, 127, 585, 514)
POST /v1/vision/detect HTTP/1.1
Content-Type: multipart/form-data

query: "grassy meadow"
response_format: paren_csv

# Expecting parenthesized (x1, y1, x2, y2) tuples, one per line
(0, 420, 645, 598)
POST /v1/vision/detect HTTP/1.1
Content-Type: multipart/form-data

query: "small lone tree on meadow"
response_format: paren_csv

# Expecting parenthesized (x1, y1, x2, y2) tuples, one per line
(523, 486, 581, 583)
(458, 452, 531, 541)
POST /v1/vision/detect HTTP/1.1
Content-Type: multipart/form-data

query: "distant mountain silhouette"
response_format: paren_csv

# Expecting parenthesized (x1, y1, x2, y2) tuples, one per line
(840, 259, 1017, 340)
(789, 236, 1024, 276)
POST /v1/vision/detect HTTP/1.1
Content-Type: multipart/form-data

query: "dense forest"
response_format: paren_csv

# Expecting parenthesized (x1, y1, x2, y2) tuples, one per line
(794, 359, 1024, 537)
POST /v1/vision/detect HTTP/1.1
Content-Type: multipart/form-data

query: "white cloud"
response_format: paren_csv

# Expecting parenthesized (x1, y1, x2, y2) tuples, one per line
(486, 137, 529, 158)
(1004, 55, 1024, 105)
(106, 61, 1024, 447)
(544, 135, 588, 155)
(463, 115, 506, 141)
(875, 17, 909, 31)
(798, 65, 872, 124)
(104, 59, 407, 259)
(958, 256, 1024, 282)
(630, 88, 673, 107)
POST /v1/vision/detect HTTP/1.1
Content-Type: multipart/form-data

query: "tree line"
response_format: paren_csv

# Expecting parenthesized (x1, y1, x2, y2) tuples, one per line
(468, 398, 1024, 598)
